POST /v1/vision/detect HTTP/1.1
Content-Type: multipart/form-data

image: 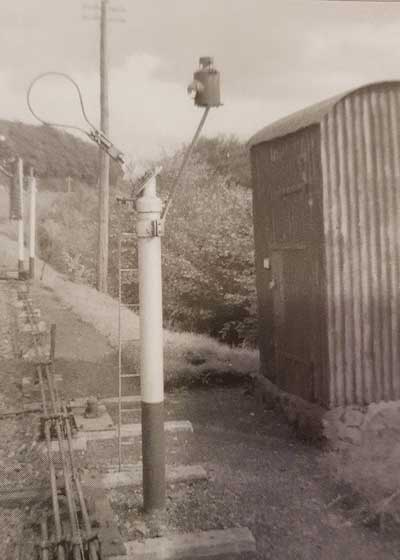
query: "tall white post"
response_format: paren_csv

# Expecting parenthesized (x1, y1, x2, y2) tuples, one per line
(29, 167, 36, 279)
(136, 174, 165, 513)
(16, 158, 24, 279)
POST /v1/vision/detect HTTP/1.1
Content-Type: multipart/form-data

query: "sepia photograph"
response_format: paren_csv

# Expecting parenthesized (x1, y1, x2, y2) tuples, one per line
(1, 1, 400, 558)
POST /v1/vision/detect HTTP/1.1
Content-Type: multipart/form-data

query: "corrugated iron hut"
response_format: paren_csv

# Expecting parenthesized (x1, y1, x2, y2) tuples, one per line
(249, 81, 400, 409)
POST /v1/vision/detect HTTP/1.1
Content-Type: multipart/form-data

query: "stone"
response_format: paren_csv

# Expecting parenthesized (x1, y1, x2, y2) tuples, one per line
(343, 408, 364, 428)
(342, 427, 362, 446)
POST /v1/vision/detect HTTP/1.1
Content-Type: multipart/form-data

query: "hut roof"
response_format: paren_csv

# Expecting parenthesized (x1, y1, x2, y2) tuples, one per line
(248, 81, 400, 147)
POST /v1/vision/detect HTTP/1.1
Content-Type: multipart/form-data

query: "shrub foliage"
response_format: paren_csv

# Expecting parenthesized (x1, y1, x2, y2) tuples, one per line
(36, 134, 257, 346)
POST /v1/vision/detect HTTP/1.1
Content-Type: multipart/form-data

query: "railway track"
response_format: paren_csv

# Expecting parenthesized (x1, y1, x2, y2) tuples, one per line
(20, 286, 102, 560)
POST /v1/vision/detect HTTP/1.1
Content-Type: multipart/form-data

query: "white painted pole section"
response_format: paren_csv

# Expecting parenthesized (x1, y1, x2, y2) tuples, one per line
(17, 158, 24, 278)
(137, 177, 164, 404)
(29, 168, 36, 279)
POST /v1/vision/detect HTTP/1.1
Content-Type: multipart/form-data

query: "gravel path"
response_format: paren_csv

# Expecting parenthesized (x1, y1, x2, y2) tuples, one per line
(2, 279, 400, 559)
(109, 387, 400, 560)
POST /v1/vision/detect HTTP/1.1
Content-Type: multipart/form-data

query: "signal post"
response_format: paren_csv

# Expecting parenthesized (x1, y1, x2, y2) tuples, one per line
(14, 158, 25, 279)
(136, 171, 165, 512)
(29, 167, 37, 279)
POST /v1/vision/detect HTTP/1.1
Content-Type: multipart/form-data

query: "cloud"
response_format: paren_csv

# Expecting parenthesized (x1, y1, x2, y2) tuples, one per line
(2, 1, 400, 160)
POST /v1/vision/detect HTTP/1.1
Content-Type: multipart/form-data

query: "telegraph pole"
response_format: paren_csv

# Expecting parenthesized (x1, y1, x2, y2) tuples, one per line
(83, 0, 125, 293)
(97, 0, 110, 293)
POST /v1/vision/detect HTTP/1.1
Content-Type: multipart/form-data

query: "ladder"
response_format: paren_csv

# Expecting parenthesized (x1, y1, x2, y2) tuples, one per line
(117, 231, 140, 470)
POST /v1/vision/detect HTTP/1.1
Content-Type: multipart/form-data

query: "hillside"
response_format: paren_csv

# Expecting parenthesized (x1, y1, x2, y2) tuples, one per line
(0, 119, 121, 186)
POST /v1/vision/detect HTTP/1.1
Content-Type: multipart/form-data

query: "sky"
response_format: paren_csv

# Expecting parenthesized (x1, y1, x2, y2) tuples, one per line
(2, 0, 400, 161)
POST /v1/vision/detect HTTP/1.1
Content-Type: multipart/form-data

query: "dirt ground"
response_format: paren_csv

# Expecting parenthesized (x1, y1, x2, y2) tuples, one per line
(1, 279, 400, 559)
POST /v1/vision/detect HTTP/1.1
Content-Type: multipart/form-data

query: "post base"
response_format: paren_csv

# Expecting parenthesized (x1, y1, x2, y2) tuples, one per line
(142, 401, 166, 513)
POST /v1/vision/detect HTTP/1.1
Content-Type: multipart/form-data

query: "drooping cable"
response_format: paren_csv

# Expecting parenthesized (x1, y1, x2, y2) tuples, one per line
(27, 72, 96, 135)
(27, 71, 125, 164)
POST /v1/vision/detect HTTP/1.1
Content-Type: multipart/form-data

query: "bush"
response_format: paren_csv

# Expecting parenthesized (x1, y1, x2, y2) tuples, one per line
(37, 136, 258, 346)
(37, 184, 97, 283)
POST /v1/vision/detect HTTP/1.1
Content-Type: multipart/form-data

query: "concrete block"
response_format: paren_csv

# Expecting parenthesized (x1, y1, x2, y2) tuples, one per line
(112, 528, 256, 559)
(102, 395, 142, 405)
(74, 411, 114, 431)
(87, 490, 126, 557)
(68, 395, 141, 409)
(82, 464, 207, 490)
(84, 420, 193, 442)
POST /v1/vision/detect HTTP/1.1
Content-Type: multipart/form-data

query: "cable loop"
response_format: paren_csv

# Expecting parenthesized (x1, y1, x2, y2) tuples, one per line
(27, 72, 125, 163)
(27, 72, 96, 135)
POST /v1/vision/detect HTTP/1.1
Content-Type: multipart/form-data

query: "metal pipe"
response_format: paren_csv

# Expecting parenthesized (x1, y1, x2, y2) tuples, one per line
(54, 418, 83, 559)
(44, 422, 66, 560)
(37, 366, 65, 560)
(136, 175, 165, 512)
(44, 366, 84, 559)
(29, 294, 91, 558)
(118, 234, 122, 471)
(62, 403, 99, 560)
(50, 323, 56, 376)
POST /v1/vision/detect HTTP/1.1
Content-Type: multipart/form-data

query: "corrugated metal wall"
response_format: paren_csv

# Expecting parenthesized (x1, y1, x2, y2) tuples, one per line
(251, 127, 328, 405)
(321, 84, 400, 406)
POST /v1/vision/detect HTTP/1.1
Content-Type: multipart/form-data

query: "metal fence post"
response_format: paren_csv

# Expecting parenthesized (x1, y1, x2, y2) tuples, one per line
(136, 174, 165, 512)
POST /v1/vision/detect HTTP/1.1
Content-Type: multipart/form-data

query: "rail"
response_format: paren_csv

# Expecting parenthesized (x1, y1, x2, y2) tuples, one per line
(20, 287, 102, 560)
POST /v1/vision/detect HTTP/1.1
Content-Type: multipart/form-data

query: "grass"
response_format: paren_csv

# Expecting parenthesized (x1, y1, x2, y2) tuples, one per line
(0, 228, 259, 389)
(122, 329, 258, 389)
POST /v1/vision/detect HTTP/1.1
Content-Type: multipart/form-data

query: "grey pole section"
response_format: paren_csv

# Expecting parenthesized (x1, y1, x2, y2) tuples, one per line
(97, 0, 110, 293)
(136, 172, 165, 512)
(16, 158, 25, 279)
(29, 167, 36, 279)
